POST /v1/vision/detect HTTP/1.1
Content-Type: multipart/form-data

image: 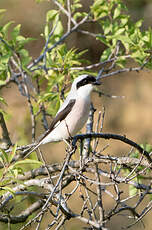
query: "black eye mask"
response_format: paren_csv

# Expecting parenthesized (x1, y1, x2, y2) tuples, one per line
(76, 76, 96, 89)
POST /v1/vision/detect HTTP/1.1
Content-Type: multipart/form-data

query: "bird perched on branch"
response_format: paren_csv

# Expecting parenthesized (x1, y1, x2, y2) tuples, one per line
(24, 74, 100, 158)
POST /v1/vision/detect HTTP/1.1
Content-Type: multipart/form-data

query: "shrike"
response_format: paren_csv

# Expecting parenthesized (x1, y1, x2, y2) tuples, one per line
(25, 75, 100, 157)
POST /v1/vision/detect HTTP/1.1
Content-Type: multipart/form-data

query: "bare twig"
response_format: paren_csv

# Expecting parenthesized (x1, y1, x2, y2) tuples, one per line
(82, 103, 96, 159)
(0, 112, 12, 149)
(72, 133, 152, 164)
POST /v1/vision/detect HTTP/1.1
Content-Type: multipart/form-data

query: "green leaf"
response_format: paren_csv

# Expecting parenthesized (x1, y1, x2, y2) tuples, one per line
(0, 80, 6, 86)
(131, 50, 146, 61)
(11, 24, 21, 41)
(114, 28, 125, 36)
(44, 24, 49, 39)
(117, 35, 133, 51)
(35, 0, 45, 2)
(58, 0, 65, 5)
(0, 148, 9, 164)
(115, 56, 126, 68)
(113, 6, 121, 19)
(91, 0, 108, 19)
(100, 48, 112, 61)
(8, 143, 17, 163)
(130, 151, 139, 159)
(148, 27, 152, 48)
(71, 3, 82, 12)
(1, 53, 11, 64)
(10, 168, 19, 178)
(135, 20, 143, 28)
(2, 21, 14, 35)
(0, 97, 7, 105)
(120, 16, 129, 26)
(13, 159, 43, 167)
(16, 36, 35, 46)
(0, 154, 4, 166)
(0, 186, 15, 195)
(53, 21, 63, 37)
(129, 185, 138, 196)
(19, 49, 32, 66)
(73, 12, 83, 20)
(46, 10, 58, 22)
(145, 144, 152, 152)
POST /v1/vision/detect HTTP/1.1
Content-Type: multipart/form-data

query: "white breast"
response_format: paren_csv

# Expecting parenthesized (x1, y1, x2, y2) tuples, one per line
(41, 97, 91, 144)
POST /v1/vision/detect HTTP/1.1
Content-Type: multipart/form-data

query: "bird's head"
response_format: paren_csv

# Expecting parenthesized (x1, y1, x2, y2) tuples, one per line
(70, 74, 101, 98)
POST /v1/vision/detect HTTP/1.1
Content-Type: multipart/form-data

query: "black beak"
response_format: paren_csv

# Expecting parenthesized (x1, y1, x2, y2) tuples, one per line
(93, 80, 101, 85)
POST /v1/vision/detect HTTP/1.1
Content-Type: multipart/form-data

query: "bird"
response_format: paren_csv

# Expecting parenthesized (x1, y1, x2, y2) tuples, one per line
(24, 74, 100, 158)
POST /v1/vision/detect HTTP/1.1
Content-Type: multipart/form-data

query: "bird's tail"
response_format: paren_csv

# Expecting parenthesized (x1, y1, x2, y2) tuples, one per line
(23, 141, 42, 159)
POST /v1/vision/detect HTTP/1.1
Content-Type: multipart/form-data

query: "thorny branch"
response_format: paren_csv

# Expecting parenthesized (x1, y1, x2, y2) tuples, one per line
(0, 107, 151, 229)
(0, 137, 151, 229)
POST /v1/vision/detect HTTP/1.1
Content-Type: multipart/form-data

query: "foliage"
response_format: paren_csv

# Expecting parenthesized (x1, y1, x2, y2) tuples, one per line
(0, 0, 152, 115)
(0, 0, 151, 229)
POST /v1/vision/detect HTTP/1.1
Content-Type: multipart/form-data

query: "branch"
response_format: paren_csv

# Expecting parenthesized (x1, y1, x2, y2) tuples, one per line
(82, 103, 96, 159)
(72, 133, 152, 164)
(0, 112, 12, 149)
(15, 155, 150, 182)
(28, 13, 89, 70)
(0, 200, 43, 224)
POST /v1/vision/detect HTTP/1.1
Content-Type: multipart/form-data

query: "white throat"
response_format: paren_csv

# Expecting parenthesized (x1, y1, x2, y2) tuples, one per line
(76, 84, 94, 99)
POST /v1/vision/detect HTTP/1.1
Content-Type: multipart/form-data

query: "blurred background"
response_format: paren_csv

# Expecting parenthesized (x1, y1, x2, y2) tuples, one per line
(0, 0, 152, 229)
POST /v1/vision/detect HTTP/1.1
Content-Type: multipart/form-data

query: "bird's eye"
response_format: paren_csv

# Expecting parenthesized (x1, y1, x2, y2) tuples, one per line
(76, 77, 90, 89)
(83, 79, 87, 84)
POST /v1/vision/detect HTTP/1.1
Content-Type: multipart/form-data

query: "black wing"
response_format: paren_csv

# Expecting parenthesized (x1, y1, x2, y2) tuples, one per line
(37, 99, 76, 142)
(49, 99, 76, 132)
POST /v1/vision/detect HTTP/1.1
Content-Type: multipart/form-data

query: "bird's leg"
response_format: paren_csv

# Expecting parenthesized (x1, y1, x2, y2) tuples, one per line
(63, 139, 72, 150)
(63, 137, 77, 151)
(64, 120, 72, 140)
